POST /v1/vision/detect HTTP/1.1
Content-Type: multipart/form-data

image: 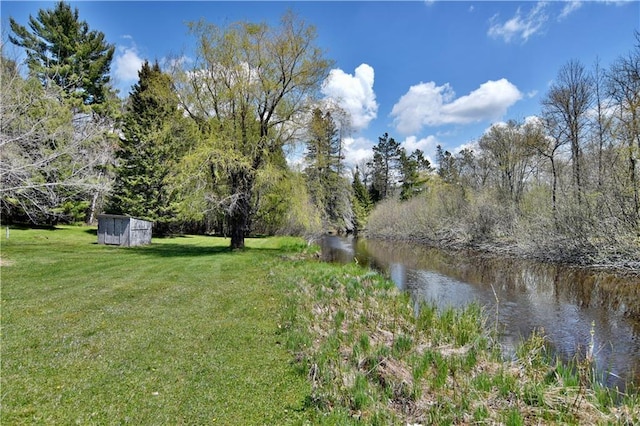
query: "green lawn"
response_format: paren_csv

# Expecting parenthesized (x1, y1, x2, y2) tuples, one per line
(1, 226, 310, 425)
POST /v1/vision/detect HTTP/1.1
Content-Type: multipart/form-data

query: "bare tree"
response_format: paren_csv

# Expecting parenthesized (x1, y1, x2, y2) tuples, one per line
(607, 33, 640, 232)
(0, 54, 114, 224)
(543, 60, 593, 205)
(478, 120, 538, 204)
(592, 58, 615, 189)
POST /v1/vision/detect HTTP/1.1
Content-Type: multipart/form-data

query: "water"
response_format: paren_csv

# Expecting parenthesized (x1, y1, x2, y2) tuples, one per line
(322, 235, 640, 389)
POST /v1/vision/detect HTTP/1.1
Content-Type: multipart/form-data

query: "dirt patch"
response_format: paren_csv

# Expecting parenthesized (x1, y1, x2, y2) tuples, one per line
(0, 258, 14, 267)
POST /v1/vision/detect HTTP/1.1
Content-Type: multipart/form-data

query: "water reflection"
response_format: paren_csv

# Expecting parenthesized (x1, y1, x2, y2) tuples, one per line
(322, 236, 640, 389)
(320, 234, 355, 263)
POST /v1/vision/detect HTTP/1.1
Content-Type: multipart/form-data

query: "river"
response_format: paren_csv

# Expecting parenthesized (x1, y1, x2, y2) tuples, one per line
(321, 235, 640, 390)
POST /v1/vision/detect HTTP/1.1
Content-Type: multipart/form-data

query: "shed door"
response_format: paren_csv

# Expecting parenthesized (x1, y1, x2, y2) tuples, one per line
(104, 218, 122, 245)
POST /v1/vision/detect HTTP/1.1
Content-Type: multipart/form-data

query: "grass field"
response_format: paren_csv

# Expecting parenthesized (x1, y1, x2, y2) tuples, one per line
(1, 226, 310, 424)
(2, 226, 638, 425)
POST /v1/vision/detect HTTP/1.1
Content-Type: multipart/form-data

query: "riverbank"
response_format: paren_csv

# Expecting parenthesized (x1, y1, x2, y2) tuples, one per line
(2, 227, 638, 424)
(279, 255, 639, 424)
(364, 196, 640, 276)
(364, 231, 640, 276)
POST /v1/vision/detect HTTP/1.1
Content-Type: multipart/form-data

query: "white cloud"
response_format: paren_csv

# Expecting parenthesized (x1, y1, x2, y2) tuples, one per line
(596, 0, 633, 6)
(321, 64, 378, 132)
(524, 115, 543, 128)
(488, 1, 549, 43)
(343, 136, 375, 166)
(558, 1, 583, 20)
(391, 79, 522, 135)
(453, 140, 480, 155)
(114, 45, 144, 83)
(401, 135, 439, 155)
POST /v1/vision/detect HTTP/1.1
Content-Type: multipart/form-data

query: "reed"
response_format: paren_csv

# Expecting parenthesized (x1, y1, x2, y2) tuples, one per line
(275, 255, 640, 424)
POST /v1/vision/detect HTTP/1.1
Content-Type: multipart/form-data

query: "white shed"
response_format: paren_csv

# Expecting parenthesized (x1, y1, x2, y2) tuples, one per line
(97, 214, 152, 247)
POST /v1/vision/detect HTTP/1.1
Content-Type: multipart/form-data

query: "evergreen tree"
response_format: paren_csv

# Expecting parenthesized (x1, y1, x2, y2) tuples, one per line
(351, 166, 371, 232)
(8, 1, 118, 224)
(369, 133, 401, 201)
(304, 107, 352, 231)
(399, 148, 431, 200)
(9, 1, 115, 106)
(352, 166, 371, 210)
(107, 61, 192, 234)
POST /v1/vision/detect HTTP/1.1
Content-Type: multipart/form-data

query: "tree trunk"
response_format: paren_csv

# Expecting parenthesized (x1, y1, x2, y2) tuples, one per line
(229, 173, 253, 250)
(229, 194, 250, 249)
(229, 209, 247, 250)
(551, 157, 558, 229)
(87, 173, 103, 225)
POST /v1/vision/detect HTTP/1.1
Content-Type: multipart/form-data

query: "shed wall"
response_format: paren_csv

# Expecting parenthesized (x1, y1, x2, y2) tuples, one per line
(97, 215, 152, 247)
(129, 217, 153, 246)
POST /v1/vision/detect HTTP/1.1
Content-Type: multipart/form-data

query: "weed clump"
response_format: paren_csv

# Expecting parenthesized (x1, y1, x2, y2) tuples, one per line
(278, 259, 640, 424)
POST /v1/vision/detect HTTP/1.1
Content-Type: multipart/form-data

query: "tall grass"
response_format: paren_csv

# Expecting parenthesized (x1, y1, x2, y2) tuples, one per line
(274, 257, 640, 424)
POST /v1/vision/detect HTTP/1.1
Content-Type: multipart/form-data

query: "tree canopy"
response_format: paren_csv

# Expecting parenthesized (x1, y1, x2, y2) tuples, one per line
(106, 61, 195, 234)
(175, 12, 332, 248)
(9, 1, 115, 106)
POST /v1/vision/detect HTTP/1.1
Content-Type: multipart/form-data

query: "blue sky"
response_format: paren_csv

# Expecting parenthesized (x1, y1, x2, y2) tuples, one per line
(3, 1, 639, 166)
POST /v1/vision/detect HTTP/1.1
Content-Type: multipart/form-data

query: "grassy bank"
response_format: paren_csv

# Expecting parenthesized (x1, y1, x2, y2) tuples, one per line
(276, 259, 639, 424)
(2, 226, 638, 424)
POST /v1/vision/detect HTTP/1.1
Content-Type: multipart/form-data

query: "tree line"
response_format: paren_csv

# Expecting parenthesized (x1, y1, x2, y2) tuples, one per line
(2, 1, 638, 258)
(1, 2, 336, 248)
(367, 37, 640, 264)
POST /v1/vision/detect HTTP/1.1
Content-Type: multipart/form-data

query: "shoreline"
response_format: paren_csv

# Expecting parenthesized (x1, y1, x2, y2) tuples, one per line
(363, 231, 640, 277)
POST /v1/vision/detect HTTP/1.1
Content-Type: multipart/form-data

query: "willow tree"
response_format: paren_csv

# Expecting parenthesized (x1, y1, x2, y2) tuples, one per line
(176, 12, 332, 249)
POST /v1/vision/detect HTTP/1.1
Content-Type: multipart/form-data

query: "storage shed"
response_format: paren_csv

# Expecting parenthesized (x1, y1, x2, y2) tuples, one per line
(97, 214, 152, 247)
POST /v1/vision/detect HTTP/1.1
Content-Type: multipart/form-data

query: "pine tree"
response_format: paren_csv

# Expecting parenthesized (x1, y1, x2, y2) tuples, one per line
(351, 166, 371, 232)
(352, 166, 371, 210)
(399, 148, 431, 200)
(107, 61, 192, 234)
(304, 107, 351, 230)
(9, 1, 115, 106)
(369, 133, 401, 201)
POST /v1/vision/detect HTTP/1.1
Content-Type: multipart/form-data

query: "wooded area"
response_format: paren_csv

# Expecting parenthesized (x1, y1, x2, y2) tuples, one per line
(367, 43, 640, 266)
(1, 1, 638, 259)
